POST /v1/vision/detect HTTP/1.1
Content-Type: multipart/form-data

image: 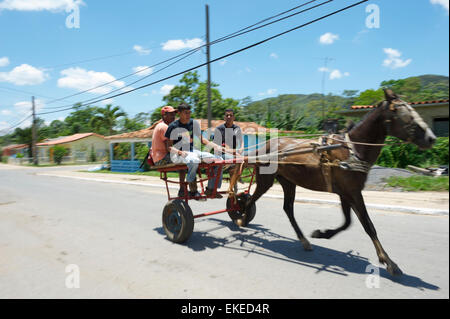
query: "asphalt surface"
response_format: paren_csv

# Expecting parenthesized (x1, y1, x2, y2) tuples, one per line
(0, 165, 448, 298)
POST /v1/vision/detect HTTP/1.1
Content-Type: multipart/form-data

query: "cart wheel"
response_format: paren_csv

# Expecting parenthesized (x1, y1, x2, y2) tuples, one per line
(162, 199, 194, 243)
(226, 193, 256, 227)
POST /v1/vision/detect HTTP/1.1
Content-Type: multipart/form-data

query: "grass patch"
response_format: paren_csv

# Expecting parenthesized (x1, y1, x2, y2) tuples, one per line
(385, 175, 449, 191)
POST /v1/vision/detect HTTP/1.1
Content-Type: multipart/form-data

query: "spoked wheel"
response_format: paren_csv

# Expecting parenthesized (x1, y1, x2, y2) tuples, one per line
(162, 199, 194, 243)
(226, 193, 256, 227)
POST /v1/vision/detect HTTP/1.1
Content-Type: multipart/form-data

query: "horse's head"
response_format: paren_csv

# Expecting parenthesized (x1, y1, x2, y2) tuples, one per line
(381, 89, 436, 149)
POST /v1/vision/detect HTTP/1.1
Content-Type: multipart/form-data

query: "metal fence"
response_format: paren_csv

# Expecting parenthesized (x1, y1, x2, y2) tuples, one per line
(7, 151, 90, 165)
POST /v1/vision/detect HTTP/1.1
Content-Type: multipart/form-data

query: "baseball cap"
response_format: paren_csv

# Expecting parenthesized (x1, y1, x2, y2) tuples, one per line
(161, 106, 176, 115)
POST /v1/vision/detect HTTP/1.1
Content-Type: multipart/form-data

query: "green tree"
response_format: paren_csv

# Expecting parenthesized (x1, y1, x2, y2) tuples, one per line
(89, 104, 126, 136)
(163, 71, 200, 107)
(156, 71, 241, 121)
(47, 120, 68, 137)
(64, 104, 99, 134)
(117, 115, 147, 133)
(191, 82, 240, 119)
(353, 89, 384, 105)
(150, 106, 163, 125)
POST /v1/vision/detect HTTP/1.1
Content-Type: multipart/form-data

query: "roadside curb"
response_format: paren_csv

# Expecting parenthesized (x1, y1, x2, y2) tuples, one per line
(38, 173, 449, 216)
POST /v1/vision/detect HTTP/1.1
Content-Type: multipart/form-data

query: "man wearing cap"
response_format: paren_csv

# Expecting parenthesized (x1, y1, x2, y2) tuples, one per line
(151, 106, 187, 197)
(152, 105, 177, 166)
(165, 102, 224, 198)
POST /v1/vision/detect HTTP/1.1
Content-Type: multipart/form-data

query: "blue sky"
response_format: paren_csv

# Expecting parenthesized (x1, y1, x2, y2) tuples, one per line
(0, 0, 448, 133)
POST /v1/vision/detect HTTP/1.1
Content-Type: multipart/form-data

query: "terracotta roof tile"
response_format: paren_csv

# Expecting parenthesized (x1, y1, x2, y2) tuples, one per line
(37, 133, 104, 146)
(1, 143, 28, 151)
(351, 99, 449, 110)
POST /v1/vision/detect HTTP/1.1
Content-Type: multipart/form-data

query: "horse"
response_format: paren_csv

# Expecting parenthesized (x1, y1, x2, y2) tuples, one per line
(230, 89, 436, 276)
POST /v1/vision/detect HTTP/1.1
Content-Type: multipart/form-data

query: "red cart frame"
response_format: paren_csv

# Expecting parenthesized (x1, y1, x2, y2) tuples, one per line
(156, 158, 256, 219)
(153, 158, 257, 243)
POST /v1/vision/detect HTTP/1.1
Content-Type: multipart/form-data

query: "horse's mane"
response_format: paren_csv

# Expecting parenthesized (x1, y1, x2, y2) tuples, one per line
(348, 100, 385, 134)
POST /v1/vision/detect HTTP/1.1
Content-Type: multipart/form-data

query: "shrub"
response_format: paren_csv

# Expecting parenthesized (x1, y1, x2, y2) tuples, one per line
(89, 145, 97, 162)
(52, 145, 68, 165)
(376, 137, 449, 168)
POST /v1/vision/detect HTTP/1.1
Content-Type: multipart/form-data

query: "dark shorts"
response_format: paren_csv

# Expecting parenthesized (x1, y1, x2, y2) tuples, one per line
(154, 153, 171, 166)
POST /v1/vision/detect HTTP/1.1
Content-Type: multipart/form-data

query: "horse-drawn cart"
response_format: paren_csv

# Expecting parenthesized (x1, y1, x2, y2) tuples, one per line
(155, 158, 257, 243)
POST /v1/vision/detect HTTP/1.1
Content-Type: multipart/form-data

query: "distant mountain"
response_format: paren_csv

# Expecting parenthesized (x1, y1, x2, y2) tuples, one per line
(416, 74, 449, 88)
(381, 74, 449, 102)
(241, 74, 449, 130)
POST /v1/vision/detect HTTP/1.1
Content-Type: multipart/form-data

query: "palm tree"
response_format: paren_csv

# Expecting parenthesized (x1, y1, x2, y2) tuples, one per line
(90, 104, 126, 136)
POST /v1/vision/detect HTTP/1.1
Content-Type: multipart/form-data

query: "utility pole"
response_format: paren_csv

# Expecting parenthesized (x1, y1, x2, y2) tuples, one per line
(205, 4, 212, 134)
(31, 96, 38, 166)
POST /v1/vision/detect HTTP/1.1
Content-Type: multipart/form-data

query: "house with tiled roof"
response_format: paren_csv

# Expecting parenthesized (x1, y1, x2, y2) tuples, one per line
(37, 132, 108, 163)
(1, 143, 29, 157)
(339, 99, 449, 137)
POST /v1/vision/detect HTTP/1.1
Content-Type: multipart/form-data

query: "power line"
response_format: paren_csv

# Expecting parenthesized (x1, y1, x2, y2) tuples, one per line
(0, 114, 33, 135)
(41, 46, 203, 112)
(43, 50, 139, 70)
(0, 85, 79, 106)
(41, 0, 326, 109)
(37, 0, 368, 116)
(0, 85, 54, 100)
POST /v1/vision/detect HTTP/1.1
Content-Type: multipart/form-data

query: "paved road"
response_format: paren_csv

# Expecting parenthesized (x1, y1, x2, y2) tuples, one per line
(0, 165, 448, 298)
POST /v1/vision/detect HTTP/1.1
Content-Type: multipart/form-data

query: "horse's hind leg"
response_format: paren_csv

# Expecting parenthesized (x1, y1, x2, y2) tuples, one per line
(311, 195, 352, 239)
(277, 175, 312, 251)
(350, 192, 402, 276)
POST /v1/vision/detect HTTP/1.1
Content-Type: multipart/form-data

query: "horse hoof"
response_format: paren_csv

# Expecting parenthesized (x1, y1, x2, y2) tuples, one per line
(387, 263, 403, 276)
(311, 230, 323, 239)
(301, 240, 313, 251)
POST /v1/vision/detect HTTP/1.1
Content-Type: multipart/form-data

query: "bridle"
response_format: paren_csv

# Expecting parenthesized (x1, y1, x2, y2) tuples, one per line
(384, 100, 424, 143)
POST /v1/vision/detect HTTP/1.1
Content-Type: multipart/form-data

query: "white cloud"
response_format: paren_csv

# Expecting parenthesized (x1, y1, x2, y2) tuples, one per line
(0, 121, 9, 131)
(353, 29, 369, 43)
(133, 45, 151, 55)
(57, 67, 125, 94)
(101, 98, 114, 106)
(0, 0, 84, 12)
(237, 67, 252, 75)
(382, 48, 412, 69)
(160, 84, 175, 96)
(270, 53, 278, 59)
(430, 0, 449, 13)
(318, 67, 349, 79)
(0, 109, 12, 116)
(132, 66, 153, 76)
(14, 99, 45, 114)
(161, 38, 204, 51)
(0, 57, 9, 67)
(219, 59, 227, 66)
(0, 64, 48, 85)
(329, 69, 350, 80)
(258, 88, 277, 96)
(319, 32, 339, 45)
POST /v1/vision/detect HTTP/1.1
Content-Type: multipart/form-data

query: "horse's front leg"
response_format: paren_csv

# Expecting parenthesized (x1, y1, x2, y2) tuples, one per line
(351, 192, 402, 276)
(311, 195, 352, 239)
